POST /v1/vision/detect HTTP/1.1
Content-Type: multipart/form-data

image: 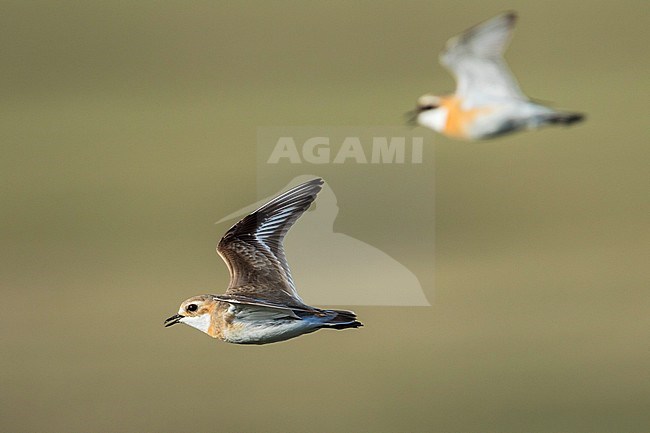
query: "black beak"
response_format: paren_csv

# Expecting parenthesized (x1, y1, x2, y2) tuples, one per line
(164, 314, 183, 327)
(405, 108, 420, 126)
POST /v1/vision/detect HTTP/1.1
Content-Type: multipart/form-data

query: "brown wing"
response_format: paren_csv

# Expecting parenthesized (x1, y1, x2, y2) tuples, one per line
(216, 178, 323, 306)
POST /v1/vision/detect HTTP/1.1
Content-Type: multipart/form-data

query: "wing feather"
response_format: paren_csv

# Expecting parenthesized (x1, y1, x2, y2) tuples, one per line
(216, 178, 324, 306)
(214, 294, 317, 320)
(440, 12, 526, 107)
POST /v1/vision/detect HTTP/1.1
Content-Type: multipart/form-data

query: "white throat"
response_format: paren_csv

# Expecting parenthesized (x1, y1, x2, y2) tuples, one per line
(418, 108, 448, 132)
(181, 314, 211, 334)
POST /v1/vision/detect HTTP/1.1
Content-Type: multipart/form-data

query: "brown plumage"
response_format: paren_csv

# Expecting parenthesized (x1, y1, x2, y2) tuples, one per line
(164, 178, 362, 344)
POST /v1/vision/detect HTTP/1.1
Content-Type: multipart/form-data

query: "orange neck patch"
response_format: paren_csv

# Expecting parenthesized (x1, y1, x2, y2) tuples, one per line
(206, 303, 224, 339)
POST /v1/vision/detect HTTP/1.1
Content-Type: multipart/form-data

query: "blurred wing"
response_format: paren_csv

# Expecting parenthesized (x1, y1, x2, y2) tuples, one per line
(440, 12, 526, 107)
(216, 178, 324, 305)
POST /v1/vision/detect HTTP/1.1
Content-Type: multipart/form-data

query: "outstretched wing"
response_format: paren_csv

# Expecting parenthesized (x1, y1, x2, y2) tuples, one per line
(440, 12, 526, 107)
(216, 178, 324, 306)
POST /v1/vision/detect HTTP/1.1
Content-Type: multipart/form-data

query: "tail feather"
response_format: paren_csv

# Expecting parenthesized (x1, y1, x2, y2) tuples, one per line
(322, 309, 363, 330)
(546, 112, 585, 125)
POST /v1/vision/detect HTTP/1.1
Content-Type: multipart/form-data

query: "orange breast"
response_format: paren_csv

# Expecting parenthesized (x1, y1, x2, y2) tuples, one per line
(441, 97, 489, 139)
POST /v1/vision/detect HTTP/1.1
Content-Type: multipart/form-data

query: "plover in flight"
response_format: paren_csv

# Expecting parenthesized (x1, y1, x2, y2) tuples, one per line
(164, 178, 362, 344)
(412, 11, 584, 140)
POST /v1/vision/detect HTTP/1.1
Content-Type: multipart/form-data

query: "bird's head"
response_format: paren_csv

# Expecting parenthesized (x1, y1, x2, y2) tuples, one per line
(409, 94, 447, 132)
(164, 294, 217, 336)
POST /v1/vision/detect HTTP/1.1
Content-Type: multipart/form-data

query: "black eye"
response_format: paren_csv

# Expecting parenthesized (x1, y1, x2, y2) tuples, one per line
(421, 104, 437, 111)
(186, 304, 198, 312)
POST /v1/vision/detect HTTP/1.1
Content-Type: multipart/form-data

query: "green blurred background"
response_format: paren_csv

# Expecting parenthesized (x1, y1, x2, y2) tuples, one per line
(1, 1, 648, 432)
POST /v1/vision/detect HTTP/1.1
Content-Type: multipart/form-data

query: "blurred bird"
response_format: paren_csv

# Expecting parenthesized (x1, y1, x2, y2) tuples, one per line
(164, 178, 362, 345)
(411, 11, 584, 140)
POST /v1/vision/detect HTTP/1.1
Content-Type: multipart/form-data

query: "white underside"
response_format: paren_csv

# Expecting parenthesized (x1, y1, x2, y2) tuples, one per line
(417, 108, 448, 133)
(223, 318, 322, 345)
(180, 314, 211, 333)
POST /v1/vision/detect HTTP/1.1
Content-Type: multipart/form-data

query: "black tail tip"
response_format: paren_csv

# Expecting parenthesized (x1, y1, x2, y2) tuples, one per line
(551, 112, 585, 125)
(328, 321, 363, 330)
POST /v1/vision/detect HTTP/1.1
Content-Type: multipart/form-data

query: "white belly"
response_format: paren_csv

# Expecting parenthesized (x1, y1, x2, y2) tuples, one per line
(223, 319, 321, 345)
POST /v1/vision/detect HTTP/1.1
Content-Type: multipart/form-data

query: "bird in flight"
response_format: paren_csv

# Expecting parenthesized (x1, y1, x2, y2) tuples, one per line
(411, 11, 584, 140)
(164, 178, 362, 344)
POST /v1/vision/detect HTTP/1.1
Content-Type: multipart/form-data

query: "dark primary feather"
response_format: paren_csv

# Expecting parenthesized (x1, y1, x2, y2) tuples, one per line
(216, 178, 324, 306)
